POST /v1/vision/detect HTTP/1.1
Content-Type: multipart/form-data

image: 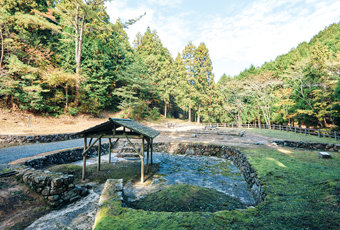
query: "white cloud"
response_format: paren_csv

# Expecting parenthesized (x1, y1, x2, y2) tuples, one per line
(105, 0, 340, 81)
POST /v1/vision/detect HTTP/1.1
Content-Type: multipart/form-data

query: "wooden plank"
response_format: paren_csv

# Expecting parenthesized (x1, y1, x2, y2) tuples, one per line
(98, 137, 101, 171)
(82, 137, 87, 181)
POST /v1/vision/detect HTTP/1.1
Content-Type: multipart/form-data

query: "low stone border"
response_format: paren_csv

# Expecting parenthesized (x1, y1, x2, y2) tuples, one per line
(270, 140, 340, 152)
(16, 168, 89, 207)
(93, 179, 123, 228)
(24, 143, 110, 169)
(0, 133, 80, 145)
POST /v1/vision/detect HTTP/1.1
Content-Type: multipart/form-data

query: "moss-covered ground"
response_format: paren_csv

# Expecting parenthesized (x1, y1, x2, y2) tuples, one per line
(126, 184, 245, 212)
(94, 146, 340, 230)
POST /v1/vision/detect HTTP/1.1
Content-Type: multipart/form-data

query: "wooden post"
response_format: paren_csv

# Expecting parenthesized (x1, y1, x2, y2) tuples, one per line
(108, 138, 112, 163)
(146, 139, 150, 173)
(318, 129, 321, 138)
(305, 128, 307, 136)
(82, 137, 87, 181)
(248, 124, 249, 129)
(97, 137, 101, 171)
(286, 125, 288, 132)
(294, 127, 297, 134)
(151, 139, 153, 165)
(335, 131, 338, 141)
(279, 125, 281, 131)
(232, 123, 234, 128)
(141, 137, 144, 183)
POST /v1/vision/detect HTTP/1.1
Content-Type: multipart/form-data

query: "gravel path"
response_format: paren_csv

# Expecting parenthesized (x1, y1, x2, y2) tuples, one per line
(0, 139, 108, 165)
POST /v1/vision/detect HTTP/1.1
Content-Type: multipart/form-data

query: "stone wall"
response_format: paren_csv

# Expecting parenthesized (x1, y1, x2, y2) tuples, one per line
(24, 143, 110, 169)
(0, 133, 80, 145)
(270, 140, 340, 152)
(129, 142, 265, 204)
(16, 168, 89, 207)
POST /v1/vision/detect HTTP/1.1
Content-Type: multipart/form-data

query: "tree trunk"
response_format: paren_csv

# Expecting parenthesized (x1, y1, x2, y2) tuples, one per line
(164, 101, 167, 118)
(0, 27, 4, 68)
(188, 105, 191, 122)
(197, 104, 200, 124)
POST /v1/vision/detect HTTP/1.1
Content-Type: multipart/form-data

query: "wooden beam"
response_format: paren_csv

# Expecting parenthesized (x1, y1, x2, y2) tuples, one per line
(141, 137, 144, 183)
(82, 137, 87, 181)
(151, 138, 153, 165)
(108, 138, 111, 164)
(98, 137, 101, 171)
(125, 134, 143, 158)
(146, 139, 149, 173)
(108, 138, 120, 163)
(84, 134, 142, 139)
(82, 134, 104, 156)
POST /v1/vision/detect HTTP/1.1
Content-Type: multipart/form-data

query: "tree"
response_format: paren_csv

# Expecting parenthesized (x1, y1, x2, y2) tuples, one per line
(193, 42, 214, 123)
(181, 41, 197, 122)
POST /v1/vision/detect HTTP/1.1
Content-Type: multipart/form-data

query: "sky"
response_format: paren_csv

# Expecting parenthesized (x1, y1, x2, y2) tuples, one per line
(105, 0, 340, 82)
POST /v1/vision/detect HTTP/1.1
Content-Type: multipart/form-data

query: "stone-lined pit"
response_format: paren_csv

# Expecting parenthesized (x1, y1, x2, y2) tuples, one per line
(121, 142, 265, 212)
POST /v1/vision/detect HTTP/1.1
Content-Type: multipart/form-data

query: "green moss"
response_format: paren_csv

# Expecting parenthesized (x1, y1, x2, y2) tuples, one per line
(94, 146, 340, 230)
(125, 184, 245, 212)
(46, 162, 160, 185)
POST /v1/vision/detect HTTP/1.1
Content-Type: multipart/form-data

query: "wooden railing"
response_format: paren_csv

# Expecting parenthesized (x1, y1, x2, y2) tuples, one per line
(201, 123, 339, 141)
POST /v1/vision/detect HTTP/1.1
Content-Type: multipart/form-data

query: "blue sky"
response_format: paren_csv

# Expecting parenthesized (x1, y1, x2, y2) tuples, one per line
(106, 0, 340, 82)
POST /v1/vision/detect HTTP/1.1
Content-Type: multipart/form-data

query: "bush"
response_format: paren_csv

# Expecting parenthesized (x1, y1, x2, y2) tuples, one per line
(67, 107, 78, 116)
(148, 107, 160, 120)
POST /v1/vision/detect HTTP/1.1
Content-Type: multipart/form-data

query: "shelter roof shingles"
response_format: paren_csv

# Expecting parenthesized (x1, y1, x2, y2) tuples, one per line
(75, 118, 160, 139)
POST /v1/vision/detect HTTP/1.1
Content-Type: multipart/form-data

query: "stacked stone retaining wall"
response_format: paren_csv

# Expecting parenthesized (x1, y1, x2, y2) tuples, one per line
(0, 133, 80, 145)
(16, 169, 89, 207)
(270, 140, 340, 152)
(24, 143, 110, 169)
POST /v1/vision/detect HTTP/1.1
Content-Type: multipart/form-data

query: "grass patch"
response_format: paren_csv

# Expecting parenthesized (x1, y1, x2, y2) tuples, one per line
(125, 184, 245, 212)
(46, 161, 159, 185)
(245, 128, 340, 144)
(94, 146, 340, 230)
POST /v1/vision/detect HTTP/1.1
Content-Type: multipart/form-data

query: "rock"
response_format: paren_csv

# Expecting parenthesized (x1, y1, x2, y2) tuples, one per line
(41, 187, 51, 196)
(51, 178, 63, 188)
(80, 187, 89, 196)
(191, 134, 197, 138)
(254, 142, 260, 145)
(69, 195, 81, 203)
(318, 152, 332, 159)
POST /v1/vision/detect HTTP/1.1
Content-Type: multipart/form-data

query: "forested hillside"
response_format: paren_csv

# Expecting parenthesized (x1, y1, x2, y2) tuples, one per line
(0, 0, 221, 122)
(1, 0, 340, 129)
(218, 22, 340, 129)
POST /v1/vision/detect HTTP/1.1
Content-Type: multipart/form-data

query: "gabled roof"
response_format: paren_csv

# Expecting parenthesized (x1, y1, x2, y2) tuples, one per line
(75, 118, 160, 139)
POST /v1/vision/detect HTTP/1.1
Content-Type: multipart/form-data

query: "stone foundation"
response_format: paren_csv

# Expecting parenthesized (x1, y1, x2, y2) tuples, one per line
(270, 140, 340, 152)
(16, 168, 89, 207)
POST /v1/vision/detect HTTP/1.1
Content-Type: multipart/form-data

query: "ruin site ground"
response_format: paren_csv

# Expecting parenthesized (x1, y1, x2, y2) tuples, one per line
(0, 111, 340, 229)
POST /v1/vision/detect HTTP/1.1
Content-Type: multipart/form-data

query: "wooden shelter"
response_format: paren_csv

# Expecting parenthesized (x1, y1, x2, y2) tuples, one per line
(75, 118, 160, 183)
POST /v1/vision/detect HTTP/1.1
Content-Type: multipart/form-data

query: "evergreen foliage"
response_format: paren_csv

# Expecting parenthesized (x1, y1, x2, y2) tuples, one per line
(0, 0, 339, 128)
